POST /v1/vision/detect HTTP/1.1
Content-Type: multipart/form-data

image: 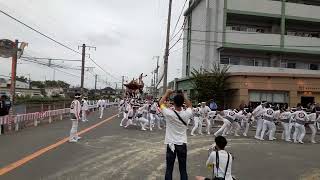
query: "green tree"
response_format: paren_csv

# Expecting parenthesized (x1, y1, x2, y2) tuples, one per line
(30, 81, 44, 88)
(191, 63, 230, 108)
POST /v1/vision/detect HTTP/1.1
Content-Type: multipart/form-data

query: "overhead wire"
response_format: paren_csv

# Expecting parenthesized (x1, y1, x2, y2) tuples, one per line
(0, 9, 81, 55)
(170, 0, 188, 41)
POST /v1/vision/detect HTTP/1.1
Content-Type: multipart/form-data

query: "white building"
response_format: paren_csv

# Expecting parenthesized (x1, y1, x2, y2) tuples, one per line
(180, 0, 320, 108)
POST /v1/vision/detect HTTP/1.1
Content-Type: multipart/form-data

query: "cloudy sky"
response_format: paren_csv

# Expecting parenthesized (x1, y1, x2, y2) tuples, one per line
(0, 0, 186, 89)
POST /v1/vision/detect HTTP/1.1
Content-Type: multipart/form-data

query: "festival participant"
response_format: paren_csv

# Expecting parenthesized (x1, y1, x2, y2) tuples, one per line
(214, 109, 239, 137)
(208, 110, 217, 130)
(81, 96, 89, 122)
(191, 106, 202, 136)
(228, 109, 241, 137)
(69, 93, 82, 143)
(252, 101, 267, 140)
(279, 108, 293, 142)
(97, 97, 105, 119)
(259, 105, 280, 141)
(118, 99, 125, 117)
(150, 101, 161, 130)
(239, 108, 252, 137)
(120, 101, 130, 127)
(200, 102, 212, 135)
(136, 106, 148, 131)
(292, 104, 309, 144)
(307, 109, 319, 144)
(124, 104, 138, 128)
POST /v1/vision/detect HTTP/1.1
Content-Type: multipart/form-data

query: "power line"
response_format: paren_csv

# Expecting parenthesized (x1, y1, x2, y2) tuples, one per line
(171, 0, 188, 40)
(0, 9, 81, 55)
(21, 56, 81, 62)
(87, 56, 121, 81)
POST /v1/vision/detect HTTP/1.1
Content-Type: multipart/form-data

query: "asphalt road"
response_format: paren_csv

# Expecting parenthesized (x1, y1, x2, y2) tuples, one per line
(1, 108, 320, 180)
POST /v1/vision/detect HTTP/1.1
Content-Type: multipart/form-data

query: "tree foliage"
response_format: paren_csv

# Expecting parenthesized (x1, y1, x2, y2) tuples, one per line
(190, 63, 230, 107)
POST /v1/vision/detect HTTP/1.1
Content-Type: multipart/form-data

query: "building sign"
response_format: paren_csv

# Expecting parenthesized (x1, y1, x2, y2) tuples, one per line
(298, 86, 320, 92)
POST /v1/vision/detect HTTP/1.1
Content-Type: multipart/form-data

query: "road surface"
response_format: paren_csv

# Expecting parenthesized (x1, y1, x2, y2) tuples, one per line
(1, 108, 320, 180)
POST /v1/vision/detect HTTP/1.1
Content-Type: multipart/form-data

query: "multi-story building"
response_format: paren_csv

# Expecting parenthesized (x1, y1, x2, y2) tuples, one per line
(179, 0, 320, 108)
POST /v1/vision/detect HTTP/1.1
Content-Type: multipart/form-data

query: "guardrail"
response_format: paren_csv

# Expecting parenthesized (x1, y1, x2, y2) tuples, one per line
(0, 102, 118, 135)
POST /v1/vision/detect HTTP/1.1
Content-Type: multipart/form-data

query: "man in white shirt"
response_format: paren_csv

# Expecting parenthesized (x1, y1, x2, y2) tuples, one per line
(252, 101, 267, 140)
(97, 98, 105, 119)
(292, 104, 309, 144)
(200, 102, 212, 135)
(69, 93, 82, 143)
(196, 136, 233, 180)
(81, 97, 89, 122)
(159, 89, 193, 180)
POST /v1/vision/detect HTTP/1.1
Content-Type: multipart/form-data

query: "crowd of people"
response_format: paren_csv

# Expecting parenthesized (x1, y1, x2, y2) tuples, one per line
(117, 95, 320, 144)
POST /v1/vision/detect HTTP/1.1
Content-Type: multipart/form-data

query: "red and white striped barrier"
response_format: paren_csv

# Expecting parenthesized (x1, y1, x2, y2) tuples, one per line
(0, 102, 118, 135)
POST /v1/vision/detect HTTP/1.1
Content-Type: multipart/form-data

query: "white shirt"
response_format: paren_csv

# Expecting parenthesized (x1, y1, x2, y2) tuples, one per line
(81, 99, 89, 111)
(207, 150, 233, 180)
(199, 106, 211, 118)
(161, 107, 193, 145)
(292, 110, 309, 122)
(97, 99, 104, 108)
(252, 105, 265, 119)
(70, 99, 81, 119)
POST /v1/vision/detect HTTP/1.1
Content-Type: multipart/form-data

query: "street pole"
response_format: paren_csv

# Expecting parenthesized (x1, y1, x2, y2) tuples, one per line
(121, 76, 124, 94)
(94, 74, 98, 91)
(80, 44, 86, 94)
(163, 0, 173, 92)
(10, 39, 18, 105)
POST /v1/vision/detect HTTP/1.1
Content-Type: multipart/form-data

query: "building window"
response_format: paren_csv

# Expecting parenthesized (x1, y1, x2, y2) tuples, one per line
(287, 62, 296, 69)
(220, 56, 230, 64)
(249, 91, 288, 104)
(310, 64, 319, 70)
(230, 57, 240, 65)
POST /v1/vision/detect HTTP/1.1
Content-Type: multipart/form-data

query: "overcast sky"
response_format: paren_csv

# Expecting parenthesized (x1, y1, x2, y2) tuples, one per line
(0, 0, 186, 89)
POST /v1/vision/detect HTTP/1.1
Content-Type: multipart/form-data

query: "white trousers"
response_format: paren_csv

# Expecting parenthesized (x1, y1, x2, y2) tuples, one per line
(214, 119, 231, 136)
(191, 117, 202, 135)
(293, 123, 306, 143)
(260, 120, 276, 140)
(308, 123, 317, 142)
(231, 121, 241, 136)
(82, 110, 87, 121)
(281, 122, 291, 141)
(120, 113, 128, 126)
(205, 118, 211, 134)
(255, 118, 264, 138)
(125, 118, 134, 128)
(69, 120, 79, 140)
(241, 120, 250, 136)
(99, 107, 104, 118)
(138, 117, 149, 130)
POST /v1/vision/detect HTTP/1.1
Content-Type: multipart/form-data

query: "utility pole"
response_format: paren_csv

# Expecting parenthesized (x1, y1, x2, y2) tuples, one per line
(153, 56, 160, 97)
(94, 74, 98, 91)
(10, 40, 18, 105)
(163, 0, 173, 92)
(80, 44, 85, 94)
(78, 44, 96, 94)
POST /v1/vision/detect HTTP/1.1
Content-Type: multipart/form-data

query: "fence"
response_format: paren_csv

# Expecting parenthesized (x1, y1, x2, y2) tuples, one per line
(0, 102, 118, 135)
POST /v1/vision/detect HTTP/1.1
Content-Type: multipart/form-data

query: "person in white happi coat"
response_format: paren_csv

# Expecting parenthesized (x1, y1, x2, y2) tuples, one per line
(136, 106, 149, 131)
(259, 105, 280, 141)
(124, 104, 137, 128)
(120, 101, 130, 127)
(150, 101, 162, 130)
(81, 97, 89, 122)
(252, 101, 267, 140)
(69, 93, 82, 143)
(118, 99, 125, 118)
(214, 109, 239, 137)
(239, 108, 252, 137)
(307, 109, 320, 144)
(199, 102, 212, 135)
(292, 104, 309, 144)
(97, 98, 105, 119)
(227, 109, 242, 136)
(208, 110, 217, 129)
(279, 108, 293, 142)
(191, 106, 202, 136)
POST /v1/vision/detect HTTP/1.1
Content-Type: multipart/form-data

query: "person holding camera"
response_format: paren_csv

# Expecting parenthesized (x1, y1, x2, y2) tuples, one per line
(195, 136, 233, 180)
(159, 89, 193, 180)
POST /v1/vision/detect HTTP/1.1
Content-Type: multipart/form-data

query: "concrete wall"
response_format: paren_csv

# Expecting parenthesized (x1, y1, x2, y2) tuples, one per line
(286, 2, 320, 20)
(225, 31, 281, 47)
(285, 35, 320, 52)
(227, 0, 282, 15)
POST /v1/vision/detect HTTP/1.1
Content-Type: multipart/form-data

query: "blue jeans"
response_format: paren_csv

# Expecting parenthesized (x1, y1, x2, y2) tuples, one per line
(165, 143, 188, 180)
